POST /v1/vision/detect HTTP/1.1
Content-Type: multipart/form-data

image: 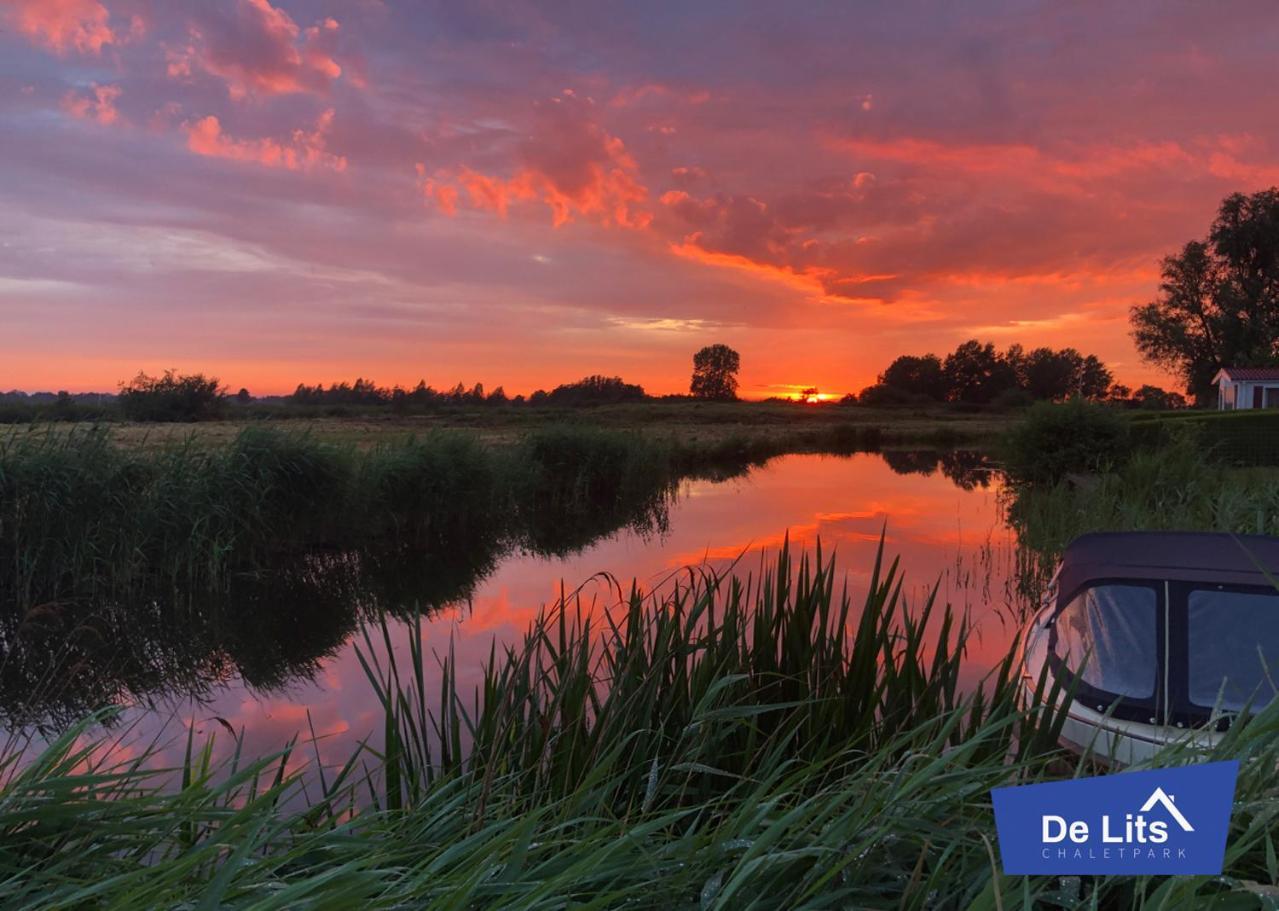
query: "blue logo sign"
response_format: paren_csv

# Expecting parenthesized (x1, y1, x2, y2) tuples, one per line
(991, 761, 1238, 875)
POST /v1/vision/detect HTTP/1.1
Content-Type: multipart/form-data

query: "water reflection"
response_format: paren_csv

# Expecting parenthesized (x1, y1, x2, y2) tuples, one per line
(879, 449, 996, 490)
(0, 450, 1021, 770)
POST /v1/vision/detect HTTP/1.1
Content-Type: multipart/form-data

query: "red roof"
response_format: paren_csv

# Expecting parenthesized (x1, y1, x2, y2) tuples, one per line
(1218, 366, 1279, 381)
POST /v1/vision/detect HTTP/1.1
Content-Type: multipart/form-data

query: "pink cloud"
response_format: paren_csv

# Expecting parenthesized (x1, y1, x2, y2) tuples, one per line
(4, 0, 118, 54)
(61, 82, 122, 125)
(608, 83, 711, 108)
(184, 108, 347, 172)
(1204, 134, 1279, 188)
(424, 94, 650, 228)
(171, 0, 345, 99)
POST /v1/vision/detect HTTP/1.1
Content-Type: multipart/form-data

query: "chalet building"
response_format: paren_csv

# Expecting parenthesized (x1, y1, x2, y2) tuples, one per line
(1213, 366, 1279, 410)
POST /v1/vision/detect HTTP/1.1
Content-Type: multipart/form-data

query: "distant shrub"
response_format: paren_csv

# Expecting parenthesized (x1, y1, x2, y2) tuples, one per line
(1001, 399, 1130, 485)
(118, 370, 226, 422)
(856, 384, 933, 407)
(989, 387, 1035, 411)
(545, 375, 646, 406)
(0, 391, 119, 423)
(1129, 384, 1189, 410)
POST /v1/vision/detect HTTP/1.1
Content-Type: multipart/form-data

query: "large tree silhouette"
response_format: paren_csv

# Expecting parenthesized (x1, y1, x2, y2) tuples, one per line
(942, 340, 1018, 404)
(1131, 188, 1279, 404)
(690, 344, 741, 400)
(880, 354, 946, 400)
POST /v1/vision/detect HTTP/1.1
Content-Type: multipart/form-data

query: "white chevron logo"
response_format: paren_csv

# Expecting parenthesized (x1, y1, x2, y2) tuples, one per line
(1140, 788, 1194, 832)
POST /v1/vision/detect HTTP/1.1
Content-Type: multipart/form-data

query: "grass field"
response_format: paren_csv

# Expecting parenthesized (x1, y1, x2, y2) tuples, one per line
(3, 401, 1012, 451)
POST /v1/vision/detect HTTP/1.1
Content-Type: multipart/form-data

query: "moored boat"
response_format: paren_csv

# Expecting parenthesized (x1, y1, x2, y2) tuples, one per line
(1021, 531, 1279, 765)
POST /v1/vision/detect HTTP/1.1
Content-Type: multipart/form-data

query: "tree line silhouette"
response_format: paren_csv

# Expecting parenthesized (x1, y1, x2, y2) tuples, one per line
(855, 341, 1115, 407)
(853, 341, 1185, 409)
(0, 346, 743, 422)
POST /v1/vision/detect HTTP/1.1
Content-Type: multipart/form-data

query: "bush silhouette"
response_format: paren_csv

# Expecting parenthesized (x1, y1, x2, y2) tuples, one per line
(118, 370, 226, 422)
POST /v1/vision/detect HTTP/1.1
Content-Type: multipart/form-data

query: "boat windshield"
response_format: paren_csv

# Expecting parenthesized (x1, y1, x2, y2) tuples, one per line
(1188, 587, 1279, 713)
(1053, 584, 1158, 699)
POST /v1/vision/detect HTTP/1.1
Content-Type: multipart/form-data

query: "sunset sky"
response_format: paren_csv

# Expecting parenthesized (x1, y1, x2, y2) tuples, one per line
(3, 1, 1279, 397)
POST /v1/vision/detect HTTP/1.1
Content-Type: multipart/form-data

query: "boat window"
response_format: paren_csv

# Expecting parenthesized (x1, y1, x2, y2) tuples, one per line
(1054, 584, 1158, 698)
(1188, 588, 1279, 712)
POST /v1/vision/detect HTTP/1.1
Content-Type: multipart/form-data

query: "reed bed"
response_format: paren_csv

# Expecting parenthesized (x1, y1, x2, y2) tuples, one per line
(0, 425, 678, 611)
(360, 540, 1059, 808)
(0, 418, 949, 603)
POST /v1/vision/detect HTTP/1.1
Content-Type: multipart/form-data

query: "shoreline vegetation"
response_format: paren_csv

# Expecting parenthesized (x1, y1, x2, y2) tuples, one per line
(0, 420, 968, 603)
(0, 423, 989, 729)
(999, 400, 1279, 595)
(6, 544, 1065, 908)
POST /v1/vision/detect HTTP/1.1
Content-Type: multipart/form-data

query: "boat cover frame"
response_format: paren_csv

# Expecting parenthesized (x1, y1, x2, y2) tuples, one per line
(1054, 532, 1279, 603)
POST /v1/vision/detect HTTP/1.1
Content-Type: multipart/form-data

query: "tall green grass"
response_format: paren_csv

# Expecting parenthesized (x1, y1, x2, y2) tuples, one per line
(3, 541, 1279, 907)
(361, 539, 1056, 809)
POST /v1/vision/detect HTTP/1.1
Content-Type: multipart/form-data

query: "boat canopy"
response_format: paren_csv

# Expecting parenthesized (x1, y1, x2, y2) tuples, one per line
(1043, 532, 1279, 723)
(1055, 532, 1279, 602)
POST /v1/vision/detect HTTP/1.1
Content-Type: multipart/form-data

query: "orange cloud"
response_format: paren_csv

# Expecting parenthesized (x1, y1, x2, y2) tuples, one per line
(171, 0, 345, 99)
(61, 82, 121, 125)
(5, 0, 119, 54)
(184, 109, 347, 172)
(668, 237, 835, 297)
(456, 168, 536, 218)
(830, 135, 1198, 191)
(416, 166, 459, 215)
(655, 133, 1247, 314)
